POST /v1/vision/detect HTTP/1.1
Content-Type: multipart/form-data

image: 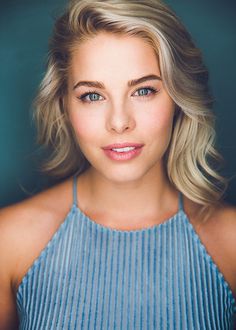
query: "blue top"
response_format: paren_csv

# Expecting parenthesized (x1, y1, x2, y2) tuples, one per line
(16, 175, 236, 329)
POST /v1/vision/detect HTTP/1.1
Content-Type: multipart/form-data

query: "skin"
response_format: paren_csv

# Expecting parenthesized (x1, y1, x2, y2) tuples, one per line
(67, 32, 179, 229)
(0, 32, 236, 329)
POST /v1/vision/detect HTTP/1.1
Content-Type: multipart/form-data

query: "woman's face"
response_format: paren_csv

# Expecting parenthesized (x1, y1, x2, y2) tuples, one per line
(67, 32, 175, 183)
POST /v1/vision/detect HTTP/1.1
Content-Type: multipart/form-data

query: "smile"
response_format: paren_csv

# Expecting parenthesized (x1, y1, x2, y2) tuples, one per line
(102, 146, 143, 161)
(111, 146, 136, 152)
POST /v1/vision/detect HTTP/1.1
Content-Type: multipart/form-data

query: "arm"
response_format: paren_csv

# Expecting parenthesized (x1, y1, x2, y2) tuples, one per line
(0, 208, 19, 330)
(226, 208, 236, 301)
(216, 205, 236, 301)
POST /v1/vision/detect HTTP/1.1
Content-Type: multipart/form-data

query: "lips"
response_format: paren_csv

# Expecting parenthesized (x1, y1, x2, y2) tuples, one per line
(103, 144, 144, 161)
(102, 143, 144, 150)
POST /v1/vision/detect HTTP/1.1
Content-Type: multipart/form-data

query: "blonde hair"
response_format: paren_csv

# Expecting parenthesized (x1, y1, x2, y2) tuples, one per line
(33, 0, 229, 221)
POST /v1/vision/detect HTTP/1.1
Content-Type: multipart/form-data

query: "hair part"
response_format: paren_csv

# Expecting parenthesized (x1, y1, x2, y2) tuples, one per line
(33, 0, 229, 222)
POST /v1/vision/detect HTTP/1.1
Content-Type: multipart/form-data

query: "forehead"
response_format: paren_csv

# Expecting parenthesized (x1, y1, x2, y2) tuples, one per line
(69, 32, 160, 79)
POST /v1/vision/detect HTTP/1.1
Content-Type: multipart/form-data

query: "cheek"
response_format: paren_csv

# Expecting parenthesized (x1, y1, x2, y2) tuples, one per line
(143, 105, 175, 137)
(69, 110, 100, 144)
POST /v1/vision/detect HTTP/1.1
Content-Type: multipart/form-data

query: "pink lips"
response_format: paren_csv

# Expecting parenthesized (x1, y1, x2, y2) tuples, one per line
(102, 142, 144, 150)
(102, 142, 144, 161)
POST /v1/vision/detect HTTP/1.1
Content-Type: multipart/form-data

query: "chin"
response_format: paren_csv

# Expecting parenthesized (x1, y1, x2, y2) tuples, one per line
(96, 163, 156, 184)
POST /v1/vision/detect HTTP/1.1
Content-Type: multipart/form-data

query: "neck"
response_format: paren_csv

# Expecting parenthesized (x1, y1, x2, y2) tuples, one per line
(78, 163, 179, 230)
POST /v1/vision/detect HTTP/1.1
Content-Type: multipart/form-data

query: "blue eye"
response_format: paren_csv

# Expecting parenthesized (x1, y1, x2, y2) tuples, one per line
(134, 87, 158, 97)
(77, 86, 158, 104)
(78, 91, 103, 103)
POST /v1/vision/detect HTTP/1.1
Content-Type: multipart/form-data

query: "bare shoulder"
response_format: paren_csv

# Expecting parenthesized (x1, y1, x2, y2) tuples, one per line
(192, 201, 236, 299)
(208, 202, 236, 257)
(214, 202, 236, 266)
(0, 176, 74, 294)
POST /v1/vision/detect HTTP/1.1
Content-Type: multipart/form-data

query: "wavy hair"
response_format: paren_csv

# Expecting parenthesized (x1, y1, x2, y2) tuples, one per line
(33, 0, 229, 221)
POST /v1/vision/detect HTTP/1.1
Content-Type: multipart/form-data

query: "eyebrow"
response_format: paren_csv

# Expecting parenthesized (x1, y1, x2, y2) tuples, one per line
(73, 74, 162, 90)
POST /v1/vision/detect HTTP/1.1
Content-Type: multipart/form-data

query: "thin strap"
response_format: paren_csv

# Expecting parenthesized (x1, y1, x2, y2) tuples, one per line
(73, 175, 78, 207)
(178, 191, 184, 212)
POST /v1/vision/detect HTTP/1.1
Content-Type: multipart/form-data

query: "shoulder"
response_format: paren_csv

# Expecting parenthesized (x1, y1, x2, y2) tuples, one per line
(192, 201, 236, 299)
(189, 198, 236, 248)
(213, 203, 236, 267)
(208, 202, 236, 255)
(0, 176, 74, 293)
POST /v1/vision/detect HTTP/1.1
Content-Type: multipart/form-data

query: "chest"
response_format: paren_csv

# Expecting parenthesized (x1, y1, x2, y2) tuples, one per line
(16, 211, 236, 329)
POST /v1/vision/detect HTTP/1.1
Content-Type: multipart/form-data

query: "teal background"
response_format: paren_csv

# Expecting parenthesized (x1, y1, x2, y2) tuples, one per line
(1, 0, 236, 207)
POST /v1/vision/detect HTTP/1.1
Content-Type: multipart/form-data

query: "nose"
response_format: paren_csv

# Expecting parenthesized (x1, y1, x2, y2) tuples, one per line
(106, 102, 136, 134)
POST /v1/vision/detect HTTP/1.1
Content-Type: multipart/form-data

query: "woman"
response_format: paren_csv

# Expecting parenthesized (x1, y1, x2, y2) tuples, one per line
(0, 0, 236, 329)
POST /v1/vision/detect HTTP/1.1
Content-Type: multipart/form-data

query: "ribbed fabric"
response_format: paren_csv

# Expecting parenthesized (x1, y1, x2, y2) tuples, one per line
(16, 175, 236, 329)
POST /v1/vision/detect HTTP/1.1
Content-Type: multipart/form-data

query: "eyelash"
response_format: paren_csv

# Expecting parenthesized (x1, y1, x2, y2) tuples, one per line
(77, 86, 159, 104)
